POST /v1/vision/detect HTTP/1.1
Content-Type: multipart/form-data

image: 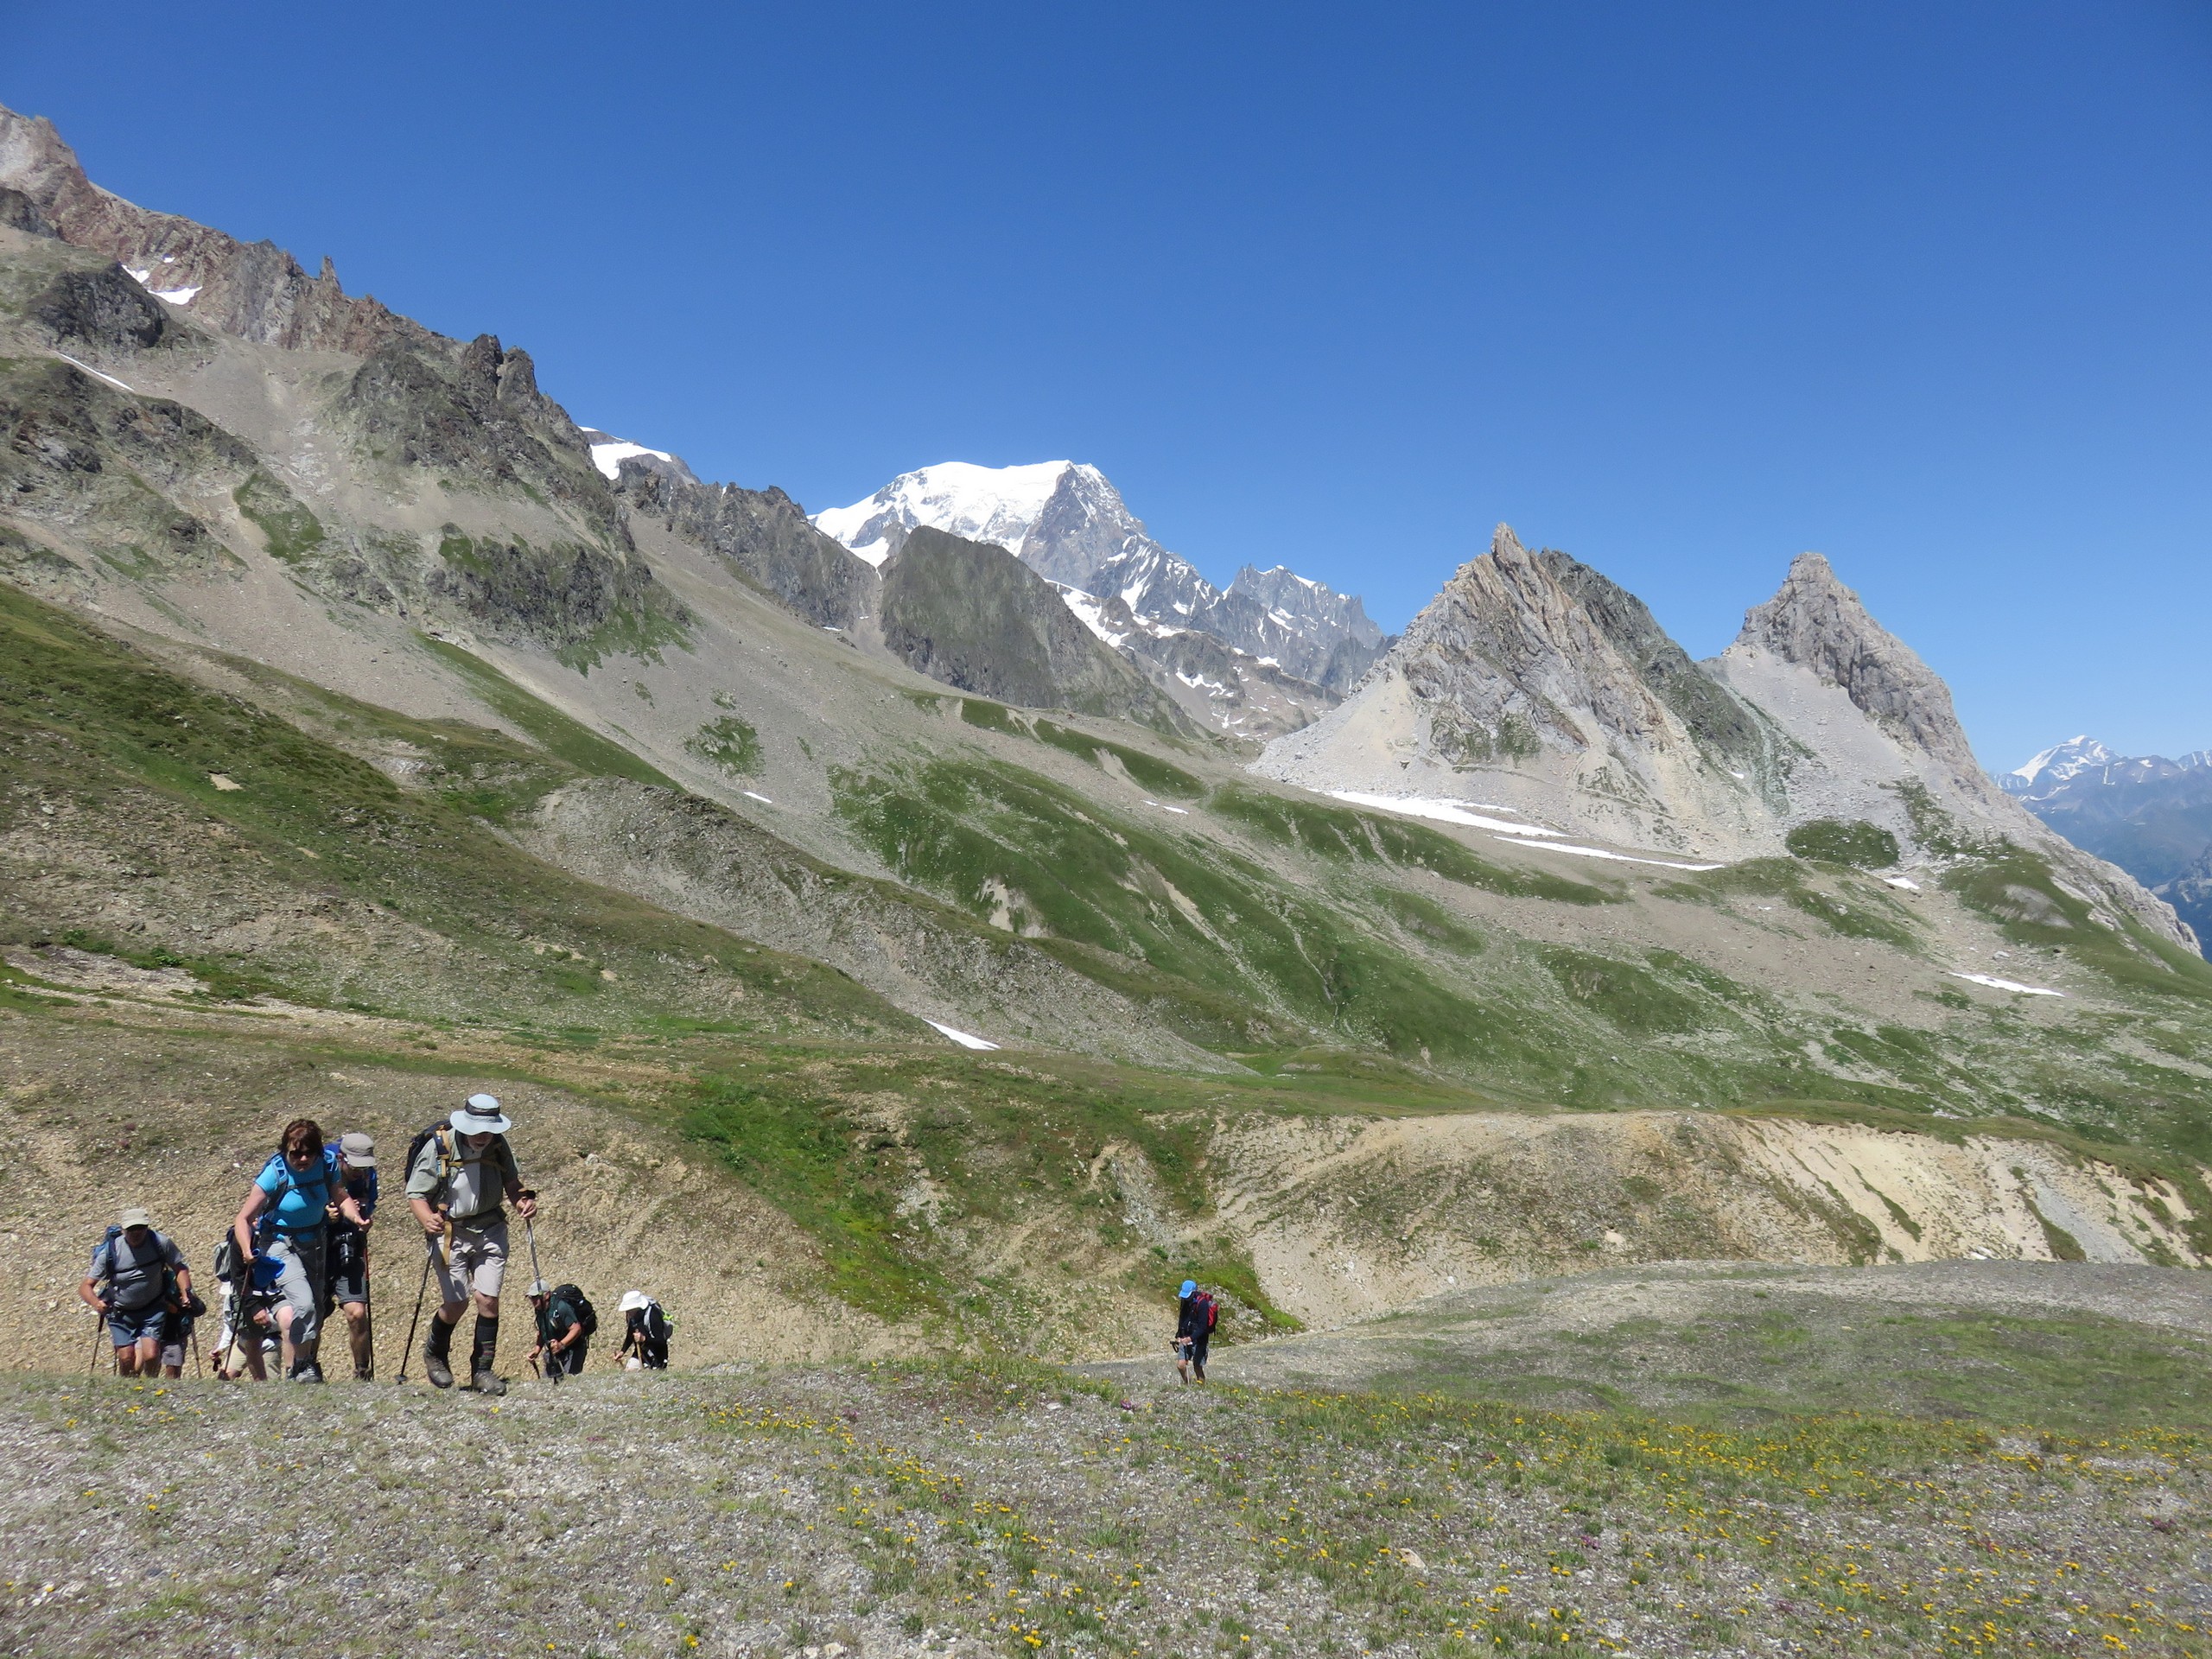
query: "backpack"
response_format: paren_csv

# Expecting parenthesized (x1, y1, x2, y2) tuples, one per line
(257, 1145, 340, 1215)
(639, 1300, 671, 1344)
(405, 1120, 510, 1192)
(552, 1284, 597, 1339)
(1197, 1291, 1217, 1333)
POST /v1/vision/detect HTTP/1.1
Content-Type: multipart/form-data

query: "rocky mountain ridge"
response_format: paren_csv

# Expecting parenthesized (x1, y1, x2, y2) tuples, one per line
(1262, 529, 2194, 950)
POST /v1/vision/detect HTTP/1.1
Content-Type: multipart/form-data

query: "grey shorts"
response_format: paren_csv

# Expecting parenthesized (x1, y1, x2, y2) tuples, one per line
(431, 1217, 508, 1305)
(106, 1302, 166, 1347)
(269, 1230, 327, 1345)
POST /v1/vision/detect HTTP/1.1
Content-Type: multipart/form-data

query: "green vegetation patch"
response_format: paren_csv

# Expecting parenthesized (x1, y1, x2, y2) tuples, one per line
(1786, 817, 1899, 868)
(418, 634, 674, 789)
(1539, 946, 1708, 1035)
(1032, 718, 1204, 798)
(1211, 785, 1615, 905)
(686, 715, 762, 776)
(1659, 857, 1919, 947)
(230, 472, 323, 563)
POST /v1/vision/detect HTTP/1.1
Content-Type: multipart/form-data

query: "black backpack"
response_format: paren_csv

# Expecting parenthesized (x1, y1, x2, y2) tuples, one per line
(553, 1283, 597, 1339)
(406, 1119, 511, 1191)
(639, 1300, 670, 1344)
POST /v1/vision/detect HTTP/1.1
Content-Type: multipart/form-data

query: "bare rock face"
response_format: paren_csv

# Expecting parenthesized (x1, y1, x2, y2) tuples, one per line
(1258, 525, 1783, 853)
(880, 526, 1192, 730)
(616, 467, 876, 632)
(1732, 552, 1982, 785)
(0, 102, 423, 354)
(30, 264, 168, 351)
(0, 184, 56, 238)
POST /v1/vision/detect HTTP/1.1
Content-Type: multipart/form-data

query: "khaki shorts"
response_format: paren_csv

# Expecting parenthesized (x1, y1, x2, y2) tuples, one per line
(430, 1218, 508, 1305)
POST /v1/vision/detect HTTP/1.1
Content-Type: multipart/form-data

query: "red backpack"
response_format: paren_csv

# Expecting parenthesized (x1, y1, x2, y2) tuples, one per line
(1196, 1291, 1217, 1332)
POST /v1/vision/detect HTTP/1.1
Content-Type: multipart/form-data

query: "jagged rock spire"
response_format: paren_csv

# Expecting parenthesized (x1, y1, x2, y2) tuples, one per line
(1735, 551, 1979, 778)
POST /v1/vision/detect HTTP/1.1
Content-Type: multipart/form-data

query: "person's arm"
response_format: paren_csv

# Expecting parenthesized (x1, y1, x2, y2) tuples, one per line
(78, 1251, 108, 1313)
(168, 1239, 193, 1302)
(233, 1185, 270, 1262)
(407, 1139, 448, 1236)
(500, 1142, 537, 1220)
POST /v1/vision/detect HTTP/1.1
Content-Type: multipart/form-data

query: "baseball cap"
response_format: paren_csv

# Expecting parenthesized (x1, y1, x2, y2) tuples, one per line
(527, 1280, 551, 1298)
(1179, 1280, 1196, 1297)
(118, 1205, 153, 1230)
(338, 1131, 377, 1167)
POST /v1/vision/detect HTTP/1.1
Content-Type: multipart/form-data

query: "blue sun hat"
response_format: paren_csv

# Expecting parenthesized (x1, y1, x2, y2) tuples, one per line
(1179, 1280, 1197, 1298)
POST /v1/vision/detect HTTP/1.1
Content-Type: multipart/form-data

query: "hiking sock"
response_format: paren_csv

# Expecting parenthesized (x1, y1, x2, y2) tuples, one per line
(423, 1313, 456, 1389)
(470, 1316, 505, 1395)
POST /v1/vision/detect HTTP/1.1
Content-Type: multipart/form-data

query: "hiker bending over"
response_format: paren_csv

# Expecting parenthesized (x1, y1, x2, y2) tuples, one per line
(79, 1206, 192, 1378)
(406, 1094, 535, 1396)
(1173, 1280, 1216, 1384)
(233, 1119, 363, 1383)
(615, 1291, 670, 1370)
(524, 1280, 594, 1376)
(326, 1132, 379, 1380)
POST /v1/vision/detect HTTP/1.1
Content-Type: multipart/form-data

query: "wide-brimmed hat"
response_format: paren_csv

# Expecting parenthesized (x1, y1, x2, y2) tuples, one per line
(337, 1131, 377, 1167)
(118, 1205, 153, 1230)
(619, 1290, 650, 1313)
(451, 1093, 512, 1135)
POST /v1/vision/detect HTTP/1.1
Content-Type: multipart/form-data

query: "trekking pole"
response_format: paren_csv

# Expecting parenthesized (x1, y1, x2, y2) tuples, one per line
(521, 1210, 558, 1387)
(189, 1325, 204, 1380)
(361, 1238, 376, 1382)
(396, 1243, 434, 1385)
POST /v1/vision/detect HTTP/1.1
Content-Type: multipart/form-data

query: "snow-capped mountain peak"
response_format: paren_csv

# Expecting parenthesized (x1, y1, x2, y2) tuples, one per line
(813, 461, 1088, 569)
(2005, 735, 2115, 795)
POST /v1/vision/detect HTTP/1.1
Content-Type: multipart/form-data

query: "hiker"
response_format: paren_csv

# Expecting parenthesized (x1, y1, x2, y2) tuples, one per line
(615, 1291, 670, 1370)
(524, 1280, 594, 1377)
(405, 1093, 537, 1395)
(210, 1229, 282, 1380)
(1173, 1280, 1216, 1384)
(156, 1281, 207, 1380)
(78, 1207, 192, 1377)
(233, 1118, 365, 1382)
(326, 1131, 379, 1380)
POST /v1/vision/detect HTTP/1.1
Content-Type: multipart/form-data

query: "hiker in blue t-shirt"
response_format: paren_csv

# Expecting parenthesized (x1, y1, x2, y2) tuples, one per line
(231, 1119, 365, 1382)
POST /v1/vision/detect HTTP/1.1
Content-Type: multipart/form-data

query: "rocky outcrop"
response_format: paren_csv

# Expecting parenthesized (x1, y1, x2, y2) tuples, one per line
(1731, 552, 1983, 787)
(29, 264, 168, 351)
(617, 466, 876, 630)
(880, 527, 1192, 730)
(0, 185, 56, 238)
(1258, 525, 1784, 853)
(0, 103, 425, 355)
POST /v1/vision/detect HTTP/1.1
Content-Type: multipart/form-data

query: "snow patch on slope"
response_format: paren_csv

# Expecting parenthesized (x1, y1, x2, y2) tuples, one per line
(1325, 790, 1564, 839)
(815, 461, 1079, 567)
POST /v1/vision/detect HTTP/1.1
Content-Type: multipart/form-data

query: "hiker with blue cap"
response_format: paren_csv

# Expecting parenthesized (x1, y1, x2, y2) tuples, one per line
(1172, 1279, 1217, 1385)
(404, 1093, 536, 1395)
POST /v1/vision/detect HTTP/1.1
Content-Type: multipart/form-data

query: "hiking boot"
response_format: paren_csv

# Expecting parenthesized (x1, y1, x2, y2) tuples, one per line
(423, 1316, 456, 1389)
(467, 1314, 503, 1395)
(289, 1361, 324, 1384)
(353, 1363, 373, 1382)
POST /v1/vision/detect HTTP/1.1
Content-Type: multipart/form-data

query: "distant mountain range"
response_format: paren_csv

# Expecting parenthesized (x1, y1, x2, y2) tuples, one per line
(813, 461, 1392, 737)
(2004, 738, 2212, 955)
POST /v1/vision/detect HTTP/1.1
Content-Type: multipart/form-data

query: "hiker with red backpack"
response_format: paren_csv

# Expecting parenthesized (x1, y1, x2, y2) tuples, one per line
(1173, 1279, 1217, 1384)
(404, 1094, 536, 1395)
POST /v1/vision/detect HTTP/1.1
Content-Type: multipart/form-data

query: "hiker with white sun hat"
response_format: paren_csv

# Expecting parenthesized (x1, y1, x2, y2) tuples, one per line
(404, 1093, 537, 1395)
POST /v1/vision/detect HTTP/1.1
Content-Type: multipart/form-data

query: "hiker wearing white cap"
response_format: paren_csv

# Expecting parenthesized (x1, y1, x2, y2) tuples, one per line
(326, 1132, 380, 1380)
(404, 1093, 536, 1395)
(79, 1207, 192, 1377)
(614, 1291, 671, 1370)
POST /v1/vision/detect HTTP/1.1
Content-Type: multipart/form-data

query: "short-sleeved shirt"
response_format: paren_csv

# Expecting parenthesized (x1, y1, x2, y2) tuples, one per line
(332, 1166, 378, 1236)
(544, 1298, 583, 1344)
(90, 1229, 184, 1311)
(255, 1147, 342, 1236)
(405, 1130, 518, 1225)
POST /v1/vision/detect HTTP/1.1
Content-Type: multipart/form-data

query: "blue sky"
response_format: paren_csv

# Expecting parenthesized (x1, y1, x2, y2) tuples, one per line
(10, 3, 2209, 765)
